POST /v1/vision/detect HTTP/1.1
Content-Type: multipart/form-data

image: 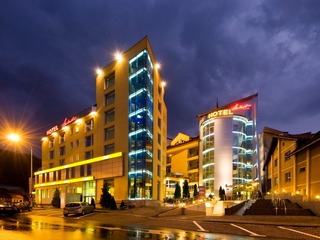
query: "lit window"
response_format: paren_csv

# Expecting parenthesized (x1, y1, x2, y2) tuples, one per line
(105, 91, 115, 106)
(49, 138, 55, 148)
(59, 132, 65, 144)
(70, 127, 74, 135)
(274, 177, 278, 186)
(104, 73, 115, 89)
(285, 172, 291, 182)
(85, 119, 94, 132)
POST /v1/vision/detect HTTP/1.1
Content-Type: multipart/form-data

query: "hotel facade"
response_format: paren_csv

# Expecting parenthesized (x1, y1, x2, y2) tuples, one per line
(34, 36, 167, 206)
(197, 94, 259, 198)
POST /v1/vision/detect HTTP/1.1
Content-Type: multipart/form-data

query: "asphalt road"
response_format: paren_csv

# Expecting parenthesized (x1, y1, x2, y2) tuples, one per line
(1, 207, 320, 239)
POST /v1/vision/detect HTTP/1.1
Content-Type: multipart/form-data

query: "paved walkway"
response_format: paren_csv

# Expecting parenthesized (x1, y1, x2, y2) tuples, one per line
(95, 205, 320, 227)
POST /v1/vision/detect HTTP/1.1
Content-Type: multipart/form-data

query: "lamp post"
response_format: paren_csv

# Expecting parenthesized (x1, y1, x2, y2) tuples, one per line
(7, 133, 33, 196)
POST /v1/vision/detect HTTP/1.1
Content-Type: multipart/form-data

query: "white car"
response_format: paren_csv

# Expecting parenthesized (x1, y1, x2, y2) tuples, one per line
(63, 202, 94, 217)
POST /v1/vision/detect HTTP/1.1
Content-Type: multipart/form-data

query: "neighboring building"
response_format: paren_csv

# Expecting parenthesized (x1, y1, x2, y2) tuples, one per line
(259, 127, 285, 193)
(166, 133, 199, 198)
(264, 131, 319, 200)
(35, 36, 167, 206)
(197, 93, 258, 199)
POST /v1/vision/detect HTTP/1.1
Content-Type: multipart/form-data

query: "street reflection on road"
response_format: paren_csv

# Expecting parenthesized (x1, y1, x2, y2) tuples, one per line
(0, 214, 258, 240)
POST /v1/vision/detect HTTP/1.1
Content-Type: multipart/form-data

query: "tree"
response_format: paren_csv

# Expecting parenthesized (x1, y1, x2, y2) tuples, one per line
(193, 184, 198, 198)
(182, 180, 190, 198)
(110, 197, 117, 210)
(219, 186, 223, 200)
(174, 182, 181, 199)
(51, 188, 61, 208)
(100, 180, 112, 208)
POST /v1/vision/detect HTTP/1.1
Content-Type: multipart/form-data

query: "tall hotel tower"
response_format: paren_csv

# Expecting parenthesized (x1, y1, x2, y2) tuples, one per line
(35, 36, 167, 205)
(197, 94, 258, 198)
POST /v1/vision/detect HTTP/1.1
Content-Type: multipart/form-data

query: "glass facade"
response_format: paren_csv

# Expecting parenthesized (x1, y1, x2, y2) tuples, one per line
(200, 95, 258, 197)
(128, 50, 154, 199)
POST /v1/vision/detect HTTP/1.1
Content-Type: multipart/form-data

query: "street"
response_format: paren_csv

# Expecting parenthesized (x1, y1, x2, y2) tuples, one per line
(0, 208, 320, 239)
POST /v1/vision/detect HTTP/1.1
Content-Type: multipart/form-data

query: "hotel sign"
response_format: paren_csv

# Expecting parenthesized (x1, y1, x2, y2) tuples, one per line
(46, 116, 77, 135)
(207, 103, 252, 119)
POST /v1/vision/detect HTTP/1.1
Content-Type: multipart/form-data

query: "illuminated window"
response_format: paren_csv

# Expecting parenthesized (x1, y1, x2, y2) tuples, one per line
(85, 119, 94, 132)
(59, 132, 65, 144)
(105, 109, 115, 123)
(49, 150, 54, 160)
(104, 127, 114, 140)
(70, 127, 74, 135)
(75, 125, 80, 133)
(85, 135, 94, 147)
(285, 172, 291, 182)
(105, 91, 115, 106)
(104, 144, 114, 155)
(49, 138, 54, 148)
(104, 73, 115, 89)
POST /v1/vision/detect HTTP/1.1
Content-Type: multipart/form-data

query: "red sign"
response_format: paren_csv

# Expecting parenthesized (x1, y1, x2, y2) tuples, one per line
(231, 103, 252, 111)
(61, 116, 77, 127)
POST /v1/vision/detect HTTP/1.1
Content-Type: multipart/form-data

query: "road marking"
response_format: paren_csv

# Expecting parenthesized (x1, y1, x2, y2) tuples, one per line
(279, 226, 320, 239)
(231, 224, 266, 237)
(193, 221, 206, 232)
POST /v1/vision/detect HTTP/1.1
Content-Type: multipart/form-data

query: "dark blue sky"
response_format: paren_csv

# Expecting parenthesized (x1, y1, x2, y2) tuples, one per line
(1, 1, 320, 156)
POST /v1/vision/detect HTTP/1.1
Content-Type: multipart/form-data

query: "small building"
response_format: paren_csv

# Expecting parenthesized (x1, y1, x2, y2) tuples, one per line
(166, 133, 199, 198)
(264, 131, 314, 199)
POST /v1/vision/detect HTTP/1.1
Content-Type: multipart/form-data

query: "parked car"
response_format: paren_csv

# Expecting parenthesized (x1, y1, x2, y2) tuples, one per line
(63, 202, 94, 217)
(0, 201, 17, 215)
(15, 201, 32, 213)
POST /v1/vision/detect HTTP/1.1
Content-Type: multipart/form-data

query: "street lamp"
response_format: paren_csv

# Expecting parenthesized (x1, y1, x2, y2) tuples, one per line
(7, 133, 33, 196)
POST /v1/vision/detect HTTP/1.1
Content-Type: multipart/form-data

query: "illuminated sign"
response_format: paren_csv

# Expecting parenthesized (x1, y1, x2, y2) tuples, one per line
(231, 103, 252, 111)
(208, 109, 233, 118)
(46, 126, 59, 135)
(61, 116, 77, 127)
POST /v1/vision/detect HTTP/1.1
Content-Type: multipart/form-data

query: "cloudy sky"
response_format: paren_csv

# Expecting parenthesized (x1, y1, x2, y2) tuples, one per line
(1, 0, 319, 156)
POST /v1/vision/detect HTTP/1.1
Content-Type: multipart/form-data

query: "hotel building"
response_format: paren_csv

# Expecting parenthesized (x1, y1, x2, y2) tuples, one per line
(197, 94, 259, 199)
(34, 36, 167, 206)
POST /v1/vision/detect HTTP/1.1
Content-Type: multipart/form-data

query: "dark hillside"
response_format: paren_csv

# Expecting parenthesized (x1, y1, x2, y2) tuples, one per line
(0, 149, 41, 192)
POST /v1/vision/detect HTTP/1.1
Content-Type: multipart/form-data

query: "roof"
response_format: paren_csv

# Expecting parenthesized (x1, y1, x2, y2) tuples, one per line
(196, 93, 258, 119)
(290, 130, 320, 155)
(263, 131, 314, 170)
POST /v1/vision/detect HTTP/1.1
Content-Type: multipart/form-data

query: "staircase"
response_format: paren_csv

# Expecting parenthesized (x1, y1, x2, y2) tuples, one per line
(243, 199, 316, 216)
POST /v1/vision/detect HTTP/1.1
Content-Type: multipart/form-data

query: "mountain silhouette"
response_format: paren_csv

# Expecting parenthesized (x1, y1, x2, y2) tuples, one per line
(0, 149, 41, 192)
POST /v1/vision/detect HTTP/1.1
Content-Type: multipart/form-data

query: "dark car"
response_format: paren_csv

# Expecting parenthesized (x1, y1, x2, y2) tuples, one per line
(0, 201, 17, 215)
(63, 202, 94, 217)
(15, 201, 32, 213)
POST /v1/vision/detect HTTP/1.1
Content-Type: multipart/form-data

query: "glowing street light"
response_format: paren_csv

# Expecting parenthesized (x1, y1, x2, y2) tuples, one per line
(7, 133, 33, 196)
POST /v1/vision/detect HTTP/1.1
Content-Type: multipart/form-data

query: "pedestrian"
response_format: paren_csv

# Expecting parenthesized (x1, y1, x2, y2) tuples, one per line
(91, 197, 96, 209)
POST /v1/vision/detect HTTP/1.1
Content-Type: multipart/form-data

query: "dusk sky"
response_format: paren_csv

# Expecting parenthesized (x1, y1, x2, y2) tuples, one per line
(1, 1, 320, 156)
